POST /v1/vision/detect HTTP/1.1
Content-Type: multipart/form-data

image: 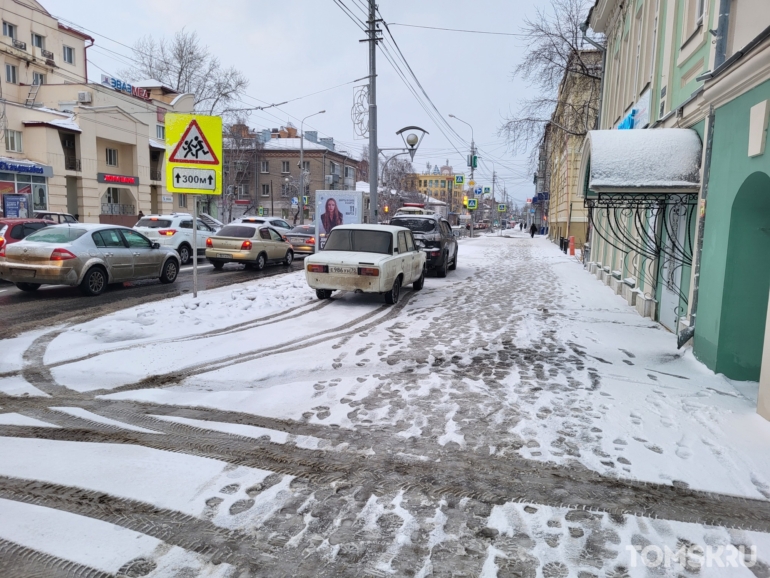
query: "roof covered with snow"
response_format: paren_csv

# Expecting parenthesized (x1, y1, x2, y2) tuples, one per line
(22, 116, 81, 133)
(586, 129, 702, 192)
(262, 138, 334, 152)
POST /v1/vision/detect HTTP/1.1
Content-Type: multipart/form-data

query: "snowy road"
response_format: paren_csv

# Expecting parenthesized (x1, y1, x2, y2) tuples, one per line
(1, 232, 770, 577)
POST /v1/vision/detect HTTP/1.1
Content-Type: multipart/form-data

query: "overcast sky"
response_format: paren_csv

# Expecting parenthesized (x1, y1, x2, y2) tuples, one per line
(43, 0, 552, 205)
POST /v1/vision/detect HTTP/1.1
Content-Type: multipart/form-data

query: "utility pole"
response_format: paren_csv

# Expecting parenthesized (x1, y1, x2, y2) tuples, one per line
(363, 0, 381, 224)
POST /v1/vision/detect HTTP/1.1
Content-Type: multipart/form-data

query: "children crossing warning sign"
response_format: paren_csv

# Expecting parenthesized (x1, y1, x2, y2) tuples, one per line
(166, 114, 223, 195)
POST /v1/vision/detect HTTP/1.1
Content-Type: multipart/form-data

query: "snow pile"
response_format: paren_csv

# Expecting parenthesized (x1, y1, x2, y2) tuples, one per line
(588, 128, 702, 190)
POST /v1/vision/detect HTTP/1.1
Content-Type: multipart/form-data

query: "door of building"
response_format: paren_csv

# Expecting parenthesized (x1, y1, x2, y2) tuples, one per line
(150, 186, 159, 215)
(66, 177, 78, 217)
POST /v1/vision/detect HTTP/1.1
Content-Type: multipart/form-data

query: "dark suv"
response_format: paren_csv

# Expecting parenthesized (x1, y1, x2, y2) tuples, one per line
(389, 215, 457, 277)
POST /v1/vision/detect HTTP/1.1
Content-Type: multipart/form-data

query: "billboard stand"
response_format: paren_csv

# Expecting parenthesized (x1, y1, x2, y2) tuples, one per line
(315, 191, 364, 250)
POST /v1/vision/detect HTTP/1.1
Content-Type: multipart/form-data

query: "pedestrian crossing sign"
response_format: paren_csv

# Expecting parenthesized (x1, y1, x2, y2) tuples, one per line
(454, 175, 465, 186)
(166, 113, 223, 196)
(497, 204, 506, 212)
(467, 199, 478, 210)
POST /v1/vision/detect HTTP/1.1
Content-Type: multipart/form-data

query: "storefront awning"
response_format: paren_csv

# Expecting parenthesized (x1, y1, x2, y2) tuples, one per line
(580, 128, 702, 195)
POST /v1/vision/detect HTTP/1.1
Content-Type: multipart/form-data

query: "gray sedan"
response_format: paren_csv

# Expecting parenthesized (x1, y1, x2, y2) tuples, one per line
(0, 223, 180, 296)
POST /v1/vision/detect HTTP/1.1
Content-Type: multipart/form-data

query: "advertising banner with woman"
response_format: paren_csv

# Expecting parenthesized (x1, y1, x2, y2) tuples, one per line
(315, 191, 363, 249)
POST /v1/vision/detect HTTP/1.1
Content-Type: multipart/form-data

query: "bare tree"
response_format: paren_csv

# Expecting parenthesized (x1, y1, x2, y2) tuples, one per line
(120, 29, 249, 117)
(357, 145, 370, 183)
(221, 119, 262, 222)
(499, 0, 603, 162)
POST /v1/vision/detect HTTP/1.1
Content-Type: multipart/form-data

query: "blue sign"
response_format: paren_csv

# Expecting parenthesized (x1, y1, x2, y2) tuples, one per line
(474, 186, 483, 196)
(618, 109, 637, 130)
(0, 160, 53, 177)
(530, 209, 536, 214)
(291, 197, 299, 206)
(3, 194, 29, 218)
(302, 196, 309, 205)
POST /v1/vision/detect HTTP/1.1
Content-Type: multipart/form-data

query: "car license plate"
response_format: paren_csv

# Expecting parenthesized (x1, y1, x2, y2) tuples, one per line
(216, 253, 230, 259)
(11, 269, 35, 278)
(329, 266, 356, 275)
(289, 237, 304, 244)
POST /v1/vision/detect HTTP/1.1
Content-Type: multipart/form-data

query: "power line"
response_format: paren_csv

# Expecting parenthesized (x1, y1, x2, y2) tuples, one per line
(388, 23, 525, 37)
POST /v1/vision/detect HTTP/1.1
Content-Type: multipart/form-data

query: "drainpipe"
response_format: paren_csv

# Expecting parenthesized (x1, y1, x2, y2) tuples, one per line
(678, 106, 715, 349)
(580, 21, 606, 130)
(713, 0, 733, 69)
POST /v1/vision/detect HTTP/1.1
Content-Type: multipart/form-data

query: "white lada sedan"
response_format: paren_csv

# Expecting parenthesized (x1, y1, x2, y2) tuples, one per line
(304, 224, 426, 305)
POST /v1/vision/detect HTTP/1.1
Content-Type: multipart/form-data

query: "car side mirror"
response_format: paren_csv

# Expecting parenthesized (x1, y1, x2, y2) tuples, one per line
(152, 242, 160, 249)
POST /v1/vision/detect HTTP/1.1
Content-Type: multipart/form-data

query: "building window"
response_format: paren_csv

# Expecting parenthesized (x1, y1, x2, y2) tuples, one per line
(281, 161, 290, 173)
(106, 187, 120, 204)
(106, 148, 118, 167)
(156, 125, 165, 140)
(234, 160, 248, 172)
(344, 166, 354, 178)
(260, 161, 269, 173)
(3, 22, 16, 39)
(178, 194, 187, 208)
(63, 45, 74, 64)
(261, 184, 270, 197)
(31, 33, 44, 49)
(237, 184, 249, 199)
(302, 161, 310, 171)
(695, 0, 705, 24)
(281, 184, 289, 197)
(5, 64, 17, 84)
(329, 161, 338, 175)
(5, 129, 22, 152)
(32, 71, 45, 85)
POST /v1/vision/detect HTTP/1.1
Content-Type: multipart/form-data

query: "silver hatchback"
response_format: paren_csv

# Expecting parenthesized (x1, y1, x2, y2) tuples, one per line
(0, 223, 180, 296)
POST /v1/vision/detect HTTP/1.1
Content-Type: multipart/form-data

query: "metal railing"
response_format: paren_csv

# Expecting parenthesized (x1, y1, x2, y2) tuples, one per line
(150, 169, 163, 181)
(13, 39, 27, 51)
(64, 156, 81, 171)
(101, 203, 135, 215)
(41, 48, 54, 60)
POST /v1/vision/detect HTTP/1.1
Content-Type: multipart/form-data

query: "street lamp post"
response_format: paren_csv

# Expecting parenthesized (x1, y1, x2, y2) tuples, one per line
(449, 114, 476, 237)
(300, 110, 325, 225)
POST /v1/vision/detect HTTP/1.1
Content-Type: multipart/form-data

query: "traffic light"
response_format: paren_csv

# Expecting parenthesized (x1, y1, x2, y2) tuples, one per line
(384, 205, 389, 214)
(463, 195, 468, 207)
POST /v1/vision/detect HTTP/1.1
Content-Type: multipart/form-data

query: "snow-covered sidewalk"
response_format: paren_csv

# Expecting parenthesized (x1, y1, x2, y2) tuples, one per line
(0, 232, 769, 576)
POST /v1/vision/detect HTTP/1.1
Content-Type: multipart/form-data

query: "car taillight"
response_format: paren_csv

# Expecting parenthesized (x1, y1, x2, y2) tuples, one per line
(158, 229, 177, 236)
(206, 238, 213, 248)
(308, 237, 315, 245)
(241, 240, 252, 250)
(358, 267, 380, 277)
(307, 264, 328, 273)
(50, 248, 77, 261)
(0, 245, 5, 258)
(0, 236, 5, 250)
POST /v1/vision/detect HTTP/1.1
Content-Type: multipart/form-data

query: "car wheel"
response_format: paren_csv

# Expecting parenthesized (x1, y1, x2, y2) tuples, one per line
(254, 253, 267, 271)
(413, 268, 425, 291)
(437, 253, 448, 278)
(211, 260, 224, 270)
(316, 289, 332, 300)
(449, 249, 458, 271)
(283, 250, 294, 266)
(178, 243, 191, 265)
(159, 259, 179, 284)
(384, 276, 401, 305)
(15, 282, 41, 292)
(80, 266, 107, 296)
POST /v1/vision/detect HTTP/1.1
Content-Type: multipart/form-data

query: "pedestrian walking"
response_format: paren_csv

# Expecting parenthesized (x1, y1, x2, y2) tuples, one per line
(529, 223, 538, 238)
(520, 222, 524, 231)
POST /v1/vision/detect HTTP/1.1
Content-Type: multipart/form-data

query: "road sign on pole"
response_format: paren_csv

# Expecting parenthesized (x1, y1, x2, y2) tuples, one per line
(165, 114, 223, 299)
(467, 198, 478, 210)
(454, 175, 465, 186)
(474, 186, 483, 196)
(497, 203, 506, 212)
(483, 186, 491, 195)
(166, 114, 223, 196)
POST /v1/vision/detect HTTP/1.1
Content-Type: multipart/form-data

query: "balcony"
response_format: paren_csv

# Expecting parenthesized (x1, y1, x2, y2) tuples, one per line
(150, 169, 163, 181)
(101, 203, 135, 215)
(64, 156, 81, 171)
(12, 39, 26, 51)
(41, 48, 54, 60)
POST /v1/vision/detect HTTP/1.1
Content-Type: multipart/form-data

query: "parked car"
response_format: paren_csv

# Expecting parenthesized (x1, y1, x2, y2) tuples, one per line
(34, 212, 78, 224)
(0, 218, 51, 252)
(389, 214, 457, 277)
(285, 224, 318, 255)
(205, 224, 294, 270)
(0, 224, 179, 295)
(236, 216, 293, 236)
(305, 224, 426, 305)
(133, 213, 215, 265)
(465, 220, 488, 231)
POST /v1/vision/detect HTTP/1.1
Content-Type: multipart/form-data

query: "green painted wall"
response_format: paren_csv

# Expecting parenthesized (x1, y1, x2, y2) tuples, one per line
(694, 80, 770, 380)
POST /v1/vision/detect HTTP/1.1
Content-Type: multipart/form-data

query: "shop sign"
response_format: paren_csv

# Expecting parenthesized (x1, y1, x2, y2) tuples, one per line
(618, 88, 651, 130)
(97, 173, 140, 185)
(0, 160, 53, 178)
(100, 74, 150, 101)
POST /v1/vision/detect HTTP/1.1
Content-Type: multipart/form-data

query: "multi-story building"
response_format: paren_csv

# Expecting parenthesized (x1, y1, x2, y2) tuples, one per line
(540, 50, 602, 248)
(254, 126, 359, 222)
(579, 0, 770, 413)
(407, 162, 465, 219)
(1, 0, 194, 226)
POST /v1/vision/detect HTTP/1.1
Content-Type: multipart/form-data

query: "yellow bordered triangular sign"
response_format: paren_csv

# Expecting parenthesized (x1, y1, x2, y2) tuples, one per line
(166, 114, 223, 196)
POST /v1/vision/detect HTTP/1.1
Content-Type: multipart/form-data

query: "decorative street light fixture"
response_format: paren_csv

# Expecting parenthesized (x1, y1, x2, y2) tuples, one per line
(373, 126, 428, 223)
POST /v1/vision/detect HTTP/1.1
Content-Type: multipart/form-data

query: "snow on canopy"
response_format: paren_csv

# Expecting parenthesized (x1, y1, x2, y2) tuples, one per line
(587, 128, 702, 192)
